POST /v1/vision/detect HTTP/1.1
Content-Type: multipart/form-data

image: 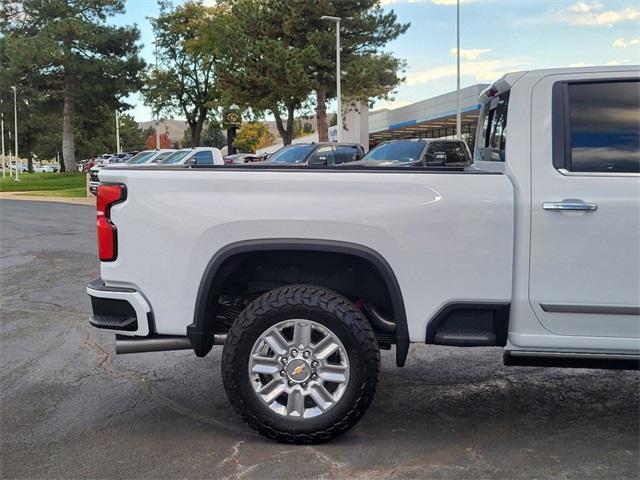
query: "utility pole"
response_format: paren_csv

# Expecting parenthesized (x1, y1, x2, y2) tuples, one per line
(455, 0, 462, 140)
(11, 86, 19, 182)
(155, 38, 161, 150)
(321, 16, 342, 142)
(115, 110, 121, 154)
(1, 98, 5, 179)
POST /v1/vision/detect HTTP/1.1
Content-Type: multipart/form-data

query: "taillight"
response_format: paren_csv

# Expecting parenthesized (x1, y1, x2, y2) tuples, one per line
(97, 184, 126, 261)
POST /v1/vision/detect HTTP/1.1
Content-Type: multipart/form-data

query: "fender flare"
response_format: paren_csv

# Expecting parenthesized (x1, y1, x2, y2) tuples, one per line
(187, 239, 410, 367)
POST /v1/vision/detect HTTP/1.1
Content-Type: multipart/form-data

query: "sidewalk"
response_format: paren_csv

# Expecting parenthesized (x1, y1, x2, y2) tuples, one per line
(0, 191, 95, 206)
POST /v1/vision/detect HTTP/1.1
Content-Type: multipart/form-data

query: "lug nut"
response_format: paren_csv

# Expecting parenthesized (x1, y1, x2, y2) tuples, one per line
(311, 373, 318, 380)
(303, 351, 311, 358)
(291, 349, 298, 357)
(281, 357, 288, 365)
(279, 370, 286, 376)
(288, 380, 294, 386)
(301, 382, 308, 388)
(312, 360, 319, 367)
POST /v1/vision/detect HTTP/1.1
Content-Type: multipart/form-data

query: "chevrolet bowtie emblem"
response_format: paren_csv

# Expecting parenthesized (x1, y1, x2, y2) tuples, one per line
(292, 365, 305, 377)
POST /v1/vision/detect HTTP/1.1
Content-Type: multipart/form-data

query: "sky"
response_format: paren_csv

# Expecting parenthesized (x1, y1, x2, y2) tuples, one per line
(113, 0, 640, 121)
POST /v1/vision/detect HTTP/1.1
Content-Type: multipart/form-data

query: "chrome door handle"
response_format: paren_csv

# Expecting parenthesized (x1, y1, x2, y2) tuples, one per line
(542, 200, 597, 211)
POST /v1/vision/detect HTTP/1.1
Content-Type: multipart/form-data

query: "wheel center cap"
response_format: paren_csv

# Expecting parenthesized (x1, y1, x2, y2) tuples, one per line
(285, 358, 311, 383)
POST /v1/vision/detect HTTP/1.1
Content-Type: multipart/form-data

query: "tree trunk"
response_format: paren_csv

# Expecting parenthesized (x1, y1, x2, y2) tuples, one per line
(272, 108, 292, 145)
(316, 88, 329, 142)
(27, 153, 33, 173)
(190, 110, 207, 147)
(62, 73, 76, 172)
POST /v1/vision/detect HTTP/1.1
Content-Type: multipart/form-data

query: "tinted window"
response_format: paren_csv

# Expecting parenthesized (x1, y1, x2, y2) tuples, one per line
(567, 81, 639, 173)
(161, 150, 191, 164)
(310, 146, 335, 165)
(362, 142, 424, 162)
(267, 145, 316, 164)
(192, 151, 214, 165)
(127, 151, 156, 164)
(152, 151, 173, 163)
(479, 91, 509, 162)
(426, 142, 470, 166)
(334, 146, 360, 164)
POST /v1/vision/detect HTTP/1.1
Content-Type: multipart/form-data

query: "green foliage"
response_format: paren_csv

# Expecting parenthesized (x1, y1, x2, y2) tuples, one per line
(0, 0, 144, 168)
(198, 0, 318, 145)
(197, 0, 407, 144)
(142, 1, 221, 147)
(202, 122, 227, 149)
(233, 122, 274, 153)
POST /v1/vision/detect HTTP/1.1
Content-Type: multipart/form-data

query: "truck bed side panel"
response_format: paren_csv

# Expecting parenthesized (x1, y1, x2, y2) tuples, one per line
(99, 169, 514, 342)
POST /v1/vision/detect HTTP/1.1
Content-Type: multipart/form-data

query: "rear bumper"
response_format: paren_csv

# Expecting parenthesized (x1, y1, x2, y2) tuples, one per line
(86, 278, 151, 336)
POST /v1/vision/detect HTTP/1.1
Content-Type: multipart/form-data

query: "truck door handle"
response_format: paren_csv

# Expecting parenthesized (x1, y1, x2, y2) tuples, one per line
(542, 200, 597, 211)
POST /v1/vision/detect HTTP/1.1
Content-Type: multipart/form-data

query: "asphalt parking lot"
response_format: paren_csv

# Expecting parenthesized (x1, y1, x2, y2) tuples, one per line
(1, 199, 639, 479)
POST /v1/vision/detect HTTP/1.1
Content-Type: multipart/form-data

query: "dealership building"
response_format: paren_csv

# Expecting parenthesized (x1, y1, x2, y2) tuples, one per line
(258, 83, 489, 154)
(368, 83, 488, 142)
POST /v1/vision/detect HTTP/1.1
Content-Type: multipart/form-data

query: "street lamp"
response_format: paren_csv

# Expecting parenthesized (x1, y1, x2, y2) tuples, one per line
(154, 36, 161, 150)
(321, 15, 342, 142)
(455, 0, 461, 140)
(115, 110, 121, 154)
(11, 86, 19, 182)
(1, 98, 5, 179)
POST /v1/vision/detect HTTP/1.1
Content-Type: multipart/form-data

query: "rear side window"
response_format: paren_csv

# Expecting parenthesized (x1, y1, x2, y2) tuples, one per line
(334, 146, 360, 164)
(478, 91, 509, 162)
(192, 151, 214, 165)
(561, 80, 639, 173)
(426, 142, 470, 166)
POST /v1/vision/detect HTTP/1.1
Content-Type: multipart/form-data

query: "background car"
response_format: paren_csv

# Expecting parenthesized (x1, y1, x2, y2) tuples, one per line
(126, 149, 176, 165)
(223, 153, 268, 164)
(348, 139, 471, 168)
(261, 142, 365, 166)
(159, 147, 224, 166)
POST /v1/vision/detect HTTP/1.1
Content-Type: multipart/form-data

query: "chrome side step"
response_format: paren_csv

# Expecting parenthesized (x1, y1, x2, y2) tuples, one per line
(115, 334, 227, 354)
(504, 351, 640, 370)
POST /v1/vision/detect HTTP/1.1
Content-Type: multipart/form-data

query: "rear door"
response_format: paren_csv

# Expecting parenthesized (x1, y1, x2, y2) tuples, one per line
(529, 73, 640, 339)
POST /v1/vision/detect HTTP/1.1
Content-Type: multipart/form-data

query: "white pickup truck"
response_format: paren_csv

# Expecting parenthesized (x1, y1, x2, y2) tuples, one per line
(88, 66, 639, 443)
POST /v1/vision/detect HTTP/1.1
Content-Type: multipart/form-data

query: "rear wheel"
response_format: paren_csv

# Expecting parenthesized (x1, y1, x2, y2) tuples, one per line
(221, 284, 380, 444)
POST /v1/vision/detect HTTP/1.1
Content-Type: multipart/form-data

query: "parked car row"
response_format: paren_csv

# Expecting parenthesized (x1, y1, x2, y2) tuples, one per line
(88, 139, 474, 194)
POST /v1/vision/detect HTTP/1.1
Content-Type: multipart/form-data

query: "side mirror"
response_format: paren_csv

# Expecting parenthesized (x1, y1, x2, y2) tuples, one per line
(434, 152, 447, 166)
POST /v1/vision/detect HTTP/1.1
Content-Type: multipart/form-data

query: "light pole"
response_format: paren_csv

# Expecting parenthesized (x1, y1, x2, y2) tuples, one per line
(115, 110, 121, 154)
(455, 0, 461, 140)
(11, 86, 19, 181)
(321, 15, 342, 142)
(1, 98, 5, 179)
(154, 37, 161, 149)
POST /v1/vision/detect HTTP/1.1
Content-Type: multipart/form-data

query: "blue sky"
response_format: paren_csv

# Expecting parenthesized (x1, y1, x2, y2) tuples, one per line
(115, 0, 640, 121)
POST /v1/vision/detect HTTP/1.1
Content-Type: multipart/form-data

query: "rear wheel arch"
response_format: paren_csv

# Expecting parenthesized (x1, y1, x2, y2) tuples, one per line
(187, 239, 409, 366)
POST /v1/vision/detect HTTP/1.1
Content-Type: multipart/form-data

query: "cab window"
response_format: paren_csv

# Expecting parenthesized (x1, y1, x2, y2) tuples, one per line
(478, 91, 509, 162)
(565, 80, 639, 173)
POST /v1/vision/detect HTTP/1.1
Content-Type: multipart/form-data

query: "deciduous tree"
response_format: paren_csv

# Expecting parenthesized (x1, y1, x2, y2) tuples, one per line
(143, 1, 221, 147)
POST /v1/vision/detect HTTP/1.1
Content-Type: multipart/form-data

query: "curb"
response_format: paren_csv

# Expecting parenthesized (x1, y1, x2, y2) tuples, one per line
(0, 191, 95, 206)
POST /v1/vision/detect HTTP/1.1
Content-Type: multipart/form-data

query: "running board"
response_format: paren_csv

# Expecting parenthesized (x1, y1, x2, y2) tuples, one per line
(504, 351, 640, 371)
(115, 334, 226, 354)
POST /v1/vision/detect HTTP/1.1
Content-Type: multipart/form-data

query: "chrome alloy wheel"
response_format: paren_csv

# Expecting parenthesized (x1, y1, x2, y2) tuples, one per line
(248, 319, 350, 419)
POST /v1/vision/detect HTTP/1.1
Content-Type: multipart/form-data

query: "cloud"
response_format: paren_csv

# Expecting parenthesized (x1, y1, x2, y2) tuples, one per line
(450, 47, 492, 60)
(613, 37, 640, 48)
(569, 1, 601, 13)
(380, 0, 480, 5)
(556, 2, 640, 27)
(406, 58, 527, 85)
